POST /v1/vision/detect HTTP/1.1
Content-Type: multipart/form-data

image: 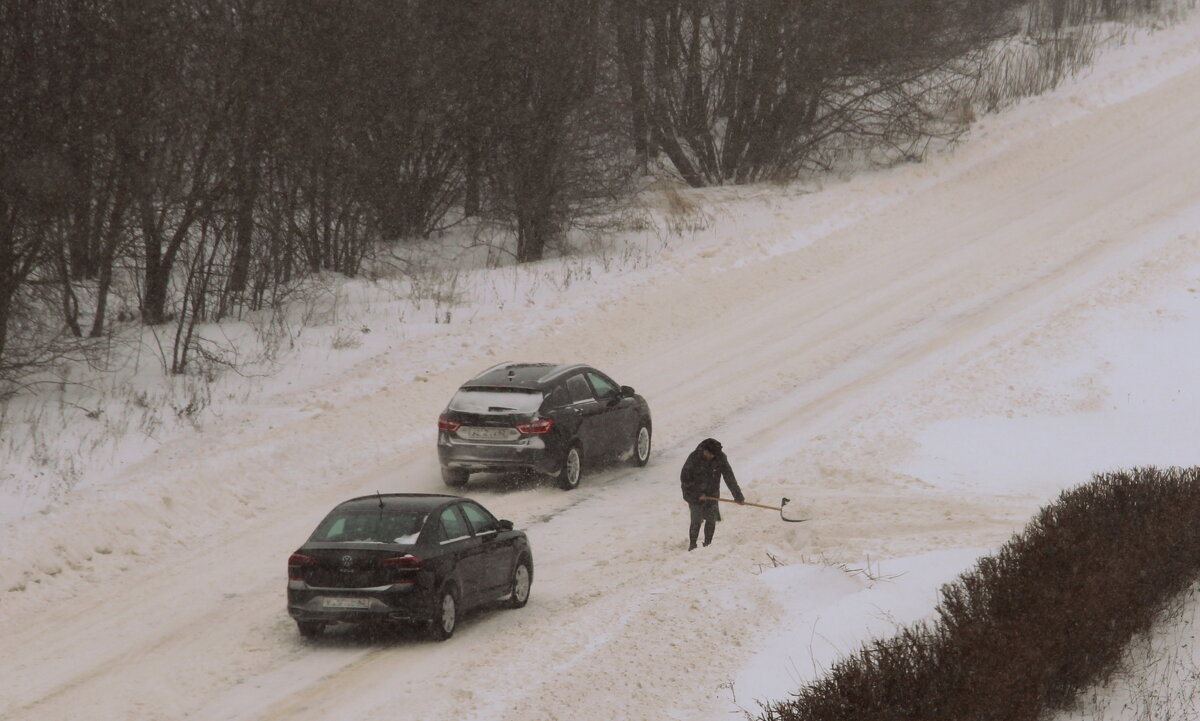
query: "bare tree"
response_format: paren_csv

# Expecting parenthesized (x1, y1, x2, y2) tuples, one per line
(2, 0, 1174, 389)
(220, 0, 286, 300)
(614, 0, 654, 171)
(634, 0, 1026, 186)
(347, 2, 465, 242)
(473, 1, 635, 263)
(110, 3, 232, 326)
(0, 1, 80, 377)
(242, 4, 367, 280)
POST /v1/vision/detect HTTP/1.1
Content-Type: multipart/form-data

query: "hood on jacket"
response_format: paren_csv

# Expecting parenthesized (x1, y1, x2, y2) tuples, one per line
(697, 438, 723, 456)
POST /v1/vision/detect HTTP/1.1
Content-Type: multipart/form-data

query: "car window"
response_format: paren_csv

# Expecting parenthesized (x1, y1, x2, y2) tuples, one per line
(542, 384, 569, 410)
(439, 506, 471, 543)
(586, 372, 620, 401)
(566, 374, 593, 403)
(309, 510, 427, 544)
(461, 502, 500, 535)
(381, 513, 426, 544)
(449, 388, 543, 414)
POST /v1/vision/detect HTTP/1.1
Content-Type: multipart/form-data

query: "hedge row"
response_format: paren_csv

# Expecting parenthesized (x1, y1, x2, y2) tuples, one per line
(758, 467, 1200, 721)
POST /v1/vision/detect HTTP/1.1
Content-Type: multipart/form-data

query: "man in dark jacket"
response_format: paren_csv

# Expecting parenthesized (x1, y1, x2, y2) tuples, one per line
(680, 438, 744, 550)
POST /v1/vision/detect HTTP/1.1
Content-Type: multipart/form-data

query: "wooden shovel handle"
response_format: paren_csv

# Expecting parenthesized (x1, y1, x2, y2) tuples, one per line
(700, 495, 782, 511)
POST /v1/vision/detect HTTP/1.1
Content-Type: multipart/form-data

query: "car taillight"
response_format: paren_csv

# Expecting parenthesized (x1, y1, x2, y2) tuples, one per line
(515, 418, 553, 435)
(288, 553, 317, 581)
(382, 556, 422, 584)
(438, 416, 461, 432)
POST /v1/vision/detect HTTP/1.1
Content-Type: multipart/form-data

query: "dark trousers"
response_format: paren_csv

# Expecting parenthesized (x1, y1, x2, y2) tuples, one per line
(688, 500, 721, 547)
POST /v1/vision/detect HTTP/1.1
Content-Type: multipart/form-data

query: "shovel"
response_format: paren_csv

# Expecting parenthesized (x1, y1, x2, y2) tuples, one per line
(700, 495, 809, 523)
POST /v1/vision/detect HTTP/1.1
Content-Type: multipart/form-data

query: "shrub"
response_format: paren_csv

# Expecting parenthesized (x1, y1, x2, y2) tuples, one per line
(758, 467, 1200, 721)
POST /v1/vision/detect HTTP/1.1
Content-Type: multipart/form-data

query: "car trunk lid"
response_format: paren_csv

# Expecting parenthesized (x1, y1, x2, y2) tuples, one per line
(298, 544, 418, 589)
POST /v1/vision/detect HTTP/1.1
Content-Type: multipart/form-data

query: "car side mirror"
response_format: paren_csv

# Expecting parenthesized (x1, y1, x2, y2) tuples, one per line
(498, 519, 514, 531)
(620, 385, 635, 398)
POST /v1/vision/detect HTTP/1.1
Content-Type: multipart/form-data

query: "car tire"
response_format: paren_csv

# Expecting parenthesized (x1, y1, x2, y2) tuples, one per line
(296, 621, 325, 638)
(506, 557, 532, 609)
(629, 423, 651, 467)
(441, 467, 469, 488)
(429, 586, 459, 641)
(556, 445, 583, 490)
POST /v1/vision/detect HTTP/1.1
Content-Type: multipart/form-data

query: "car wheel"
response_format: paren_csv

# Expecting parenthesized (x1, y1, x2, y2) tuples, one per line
(630, 423, 651, 467)
(507, 557, 532, 609)
(429, 586, 459, 641)
(296, 621, 325, 638)
(441, 467, 469, 487)
(557, 445, 582, 490)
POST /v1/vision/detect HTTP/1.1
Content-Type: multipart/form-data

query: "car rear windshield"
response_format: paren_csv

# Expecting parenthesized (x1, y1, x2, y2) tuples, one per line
(449, 388, 543, 414)
(309, 509, 427, 544)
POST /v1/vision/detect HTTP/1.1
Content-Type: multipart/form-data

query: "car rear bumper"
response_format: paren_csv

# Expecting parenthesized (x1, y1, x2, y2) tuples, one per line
(287, 584, 434, 624)
(438, 435, 559, 475)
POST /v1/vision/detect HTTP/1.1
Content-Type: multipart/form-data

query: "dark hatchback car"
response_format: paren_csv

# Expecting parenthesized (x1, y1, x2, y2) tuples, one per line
(437, 362, 652, 490)
(287, 493, 532, 640)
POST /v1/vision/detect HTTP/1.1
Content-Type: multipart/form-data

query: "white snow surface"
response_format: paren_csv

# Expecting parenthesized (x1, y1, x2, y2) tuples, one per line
(6, 15, 1200, 721)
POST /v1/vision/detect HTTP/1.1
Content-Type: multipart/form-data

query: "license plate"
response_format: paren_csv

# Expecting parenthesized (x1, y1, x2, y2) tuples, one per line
(459, 426, 516, 441)
(323, 597, 371, 609)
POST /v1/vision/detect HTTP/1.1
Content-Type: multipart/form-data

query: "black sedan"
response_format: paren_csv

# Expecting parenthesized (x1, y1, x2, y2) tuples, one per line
(287, 493, 533, 640)
(437, 362, 652, 490)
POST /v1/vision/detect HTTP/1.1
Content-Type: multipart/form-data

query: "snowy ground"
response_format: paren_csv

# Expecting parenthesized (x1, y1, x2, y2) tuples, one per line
(4, 14, 1200, 721)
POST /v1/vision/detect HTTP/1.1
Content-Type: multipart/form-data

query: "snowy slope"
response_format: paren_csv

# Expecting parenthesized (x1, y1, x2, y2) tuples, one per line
(4, 16, 1200, 721)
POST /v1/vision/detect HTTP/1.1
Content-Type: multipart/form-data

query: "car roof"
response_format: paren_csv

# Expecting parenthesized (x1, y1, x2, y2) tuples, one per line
(461, 362, 591, 390)
(334, 493, 464, 512)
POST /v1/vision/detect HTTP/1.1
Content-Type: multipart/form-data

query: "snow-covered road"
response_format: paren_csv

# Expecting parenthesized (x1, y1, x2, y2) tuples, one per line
(4, 22, 1200, 721)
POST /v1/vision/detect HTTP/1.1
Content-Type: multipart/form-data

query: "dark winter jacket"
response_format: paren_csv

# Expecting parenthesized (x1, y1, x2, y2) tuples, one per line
(680, 439, 744, 504)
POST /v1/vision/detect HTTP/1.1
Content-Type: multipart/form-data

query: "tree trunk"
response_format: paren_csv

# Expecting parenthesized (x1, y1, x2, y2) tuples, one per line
(55, 246, 83, 337)
(0, 285, 12, 366)
(138, 185, 200, 325)
(0, 207, 34, 368)
(68, 190, 98, 281)
(516, 209, 548, 264)
(464, 142, 481, 217)
(142, 248, 169, 325)
(616, 1, 651, 169)
(648, 9, 707, 187)
(90, 259, 113, 338)
(89, 179, 129, 337)
(227, 161, 259, 295)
